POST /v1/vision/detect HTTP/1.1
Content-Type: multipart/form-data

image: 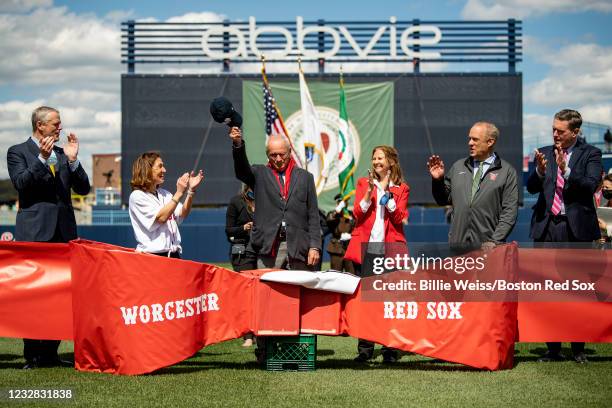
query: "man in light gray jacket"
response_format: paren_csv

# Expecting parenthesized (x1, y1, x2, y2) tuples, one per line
(427, 122, 518, 248)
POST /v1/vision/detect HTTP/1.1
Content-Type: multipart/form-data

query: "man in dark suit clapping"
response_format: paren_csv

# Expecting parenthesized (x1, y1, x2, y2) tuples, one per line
(7, 106, 90, 369)
(527, 109, 602, 364)
(229, 127, 321, 271)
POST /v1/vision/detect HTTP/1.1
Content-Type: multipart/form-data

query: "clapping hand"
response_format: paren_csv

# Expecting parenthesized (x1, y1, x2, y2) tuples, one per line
(188, 170, 204, 191)
(176, 173, 189, 194)
(63, 133, 79, 162)
(554, 145, 567, 173)
(39, 135, 55, 160)
(534, 149, 547, 175)
(366, 169, 375, 194)
(427, 155, 445, 180)
(380, 169, 391, 191)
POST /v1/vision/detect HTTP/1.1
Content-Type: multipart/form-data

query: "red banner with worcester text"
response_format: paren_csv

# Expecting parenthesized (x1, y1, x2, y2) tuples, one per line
(69, 240, 252, 375)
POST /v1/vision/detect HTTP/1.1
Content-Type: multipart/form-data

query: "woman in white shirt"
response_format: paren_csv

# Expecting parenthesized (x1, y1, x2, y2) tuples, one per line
(128, 152, 204, 258)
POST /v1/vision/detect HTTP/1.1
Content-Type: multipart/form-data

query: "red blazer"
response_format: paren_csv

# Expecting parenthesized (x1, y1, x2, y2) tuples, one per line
(344, 177, 409, 264)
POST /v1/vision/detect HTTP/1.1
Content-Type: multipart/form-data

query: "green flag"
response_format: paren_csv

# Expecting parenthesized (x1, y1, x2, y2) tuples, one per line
(338, 76, 356, 203)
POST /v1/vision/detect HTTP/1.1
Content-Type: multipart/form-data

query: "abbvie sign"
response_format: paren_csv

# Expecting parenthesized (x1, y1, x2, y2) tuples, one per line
(201, 16, 442, 60)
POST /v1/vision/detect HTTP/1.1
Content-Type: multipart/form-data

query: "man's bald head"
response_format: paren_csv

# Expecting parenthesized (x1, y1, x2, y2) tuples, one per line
(266, 136, 292, 171)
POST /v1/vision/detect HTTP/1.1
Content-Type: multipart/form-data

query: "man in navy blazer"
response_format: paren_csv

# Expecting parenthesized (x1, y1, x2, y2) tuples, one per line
(7, 106, 90, 369)
(527, 109, 602, 364)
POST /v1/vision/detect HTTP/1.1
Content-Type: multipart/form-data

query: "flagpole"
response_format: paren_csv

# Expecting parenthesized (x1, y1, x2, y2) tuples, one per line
(298, 56, 309, 173)
(260, 54, 303, 167)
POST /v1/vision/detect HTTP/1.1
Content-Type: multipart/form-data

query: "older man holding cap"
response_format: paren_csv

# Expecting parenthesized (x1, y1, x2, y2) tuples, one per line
(229, 127, 321, 270)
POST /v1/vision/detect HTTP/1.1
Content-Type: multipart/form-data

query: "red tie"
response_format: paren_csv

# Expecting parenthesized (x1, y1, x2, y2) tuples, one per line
(551, 150, 568, 215)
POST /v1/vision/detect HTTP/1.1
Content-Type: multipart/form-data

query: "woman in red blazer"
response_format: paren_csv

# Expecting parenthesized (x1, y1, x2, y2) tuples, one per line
(344, 145, 410, 364)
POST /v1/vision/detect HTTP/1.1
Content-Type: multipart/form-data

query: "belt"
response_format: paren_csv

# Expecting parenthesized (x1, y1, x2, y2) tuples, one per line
(150, 250, 181, 258)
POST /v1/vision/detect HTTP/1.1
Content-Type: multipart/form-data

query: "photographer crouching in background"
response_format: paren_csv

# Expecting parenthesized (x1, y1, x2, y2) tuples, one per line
(325, 194, 355, 273)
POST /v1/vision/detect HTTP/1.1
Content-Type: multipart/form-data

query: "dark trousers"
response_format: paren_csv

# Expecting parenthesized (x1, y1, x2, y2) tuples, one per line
(353, 262, 398, 359)
(535, 216, 586, 355)
(232, 251, 257, 341)
(23, 227, 65, 365)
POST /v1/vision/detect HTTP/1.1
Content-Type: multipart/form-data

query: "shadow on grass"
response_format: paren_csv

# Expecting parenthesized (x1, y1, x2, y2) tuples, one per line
(151, 360, 263, 375)
(528, 346, 598, 356)
(511, 346, 612, 366)
(150, 356, 482, 374)
(0, 361, 24, 369)
(192, 350, 234, 357)
(317, 358, 481, 372)
(0, 353, 20, 362)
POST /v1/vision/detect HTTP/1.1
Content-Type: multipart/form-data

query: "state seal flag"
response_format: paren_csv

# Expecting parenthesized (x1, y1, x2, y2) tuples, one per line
(299, 68, 327, 194)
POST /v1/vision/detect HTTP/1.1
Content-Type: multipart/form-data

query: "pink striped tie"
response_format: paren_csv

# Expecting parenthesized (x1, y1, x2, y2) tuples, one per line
(551, 150, 567, 215)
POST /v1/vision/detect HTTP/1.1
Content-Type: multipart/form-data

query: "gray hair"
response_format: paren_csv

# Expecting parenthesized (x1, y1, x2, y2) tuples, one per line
(265, 135, 291, 156)
(31, 106, 59, 132)
(473, 121, 500, 141)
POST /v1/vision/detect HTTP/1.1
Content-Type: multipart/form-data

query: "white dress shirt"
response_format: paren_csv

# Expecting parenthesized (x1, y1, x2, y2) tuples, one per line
(129, 188, 184, 254)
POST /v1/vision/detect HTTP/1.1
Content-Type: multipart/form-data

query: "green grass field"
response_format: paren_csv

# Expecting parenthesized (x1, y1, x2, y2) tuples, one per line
(1, 263, 611, 407)
(1, 338, 611, 407)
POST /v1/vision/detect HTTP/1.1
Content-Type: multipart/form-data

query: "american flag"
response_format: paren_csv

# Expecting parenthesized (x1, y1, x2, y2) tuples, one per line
(262, 72, 303, 167)
(263, 81, 287, 138)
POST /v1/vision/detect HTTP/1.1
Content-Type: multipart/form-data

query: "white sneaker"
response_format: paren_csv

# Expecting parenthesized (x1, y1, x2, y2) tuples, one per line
(242, 338, 253, 347)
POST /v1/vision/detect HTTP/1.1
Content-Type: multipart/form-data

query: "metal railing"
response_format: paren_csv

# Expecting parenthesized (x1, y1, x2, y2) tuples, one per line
(121, 18, 522, 73)
(91, 210, 131, 225)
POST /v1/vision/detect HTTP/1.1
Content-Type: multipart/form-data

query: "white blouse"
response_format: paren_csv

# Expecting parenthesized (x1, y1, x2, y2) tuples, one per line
(360, 180, 397, 243)
(129, 188, 183, 254)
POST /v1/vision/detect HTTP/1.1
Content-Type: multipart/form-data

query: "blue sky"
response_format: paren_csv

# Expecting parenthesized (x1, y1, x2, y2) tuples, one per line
(1, 0, 611, 177)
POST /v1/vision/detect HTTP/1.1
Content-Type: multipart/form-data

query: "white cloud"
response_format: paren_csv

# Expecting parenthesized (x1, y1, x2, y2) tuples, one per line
(579, 103, 612, 125)
(523, 113, 551, 154)
(525, 42, 612, 118)
(166, 12, 225, 23)
(0, 0, 51, 13)
(0, 6, 122, 88)
(461, 0, 612, 19)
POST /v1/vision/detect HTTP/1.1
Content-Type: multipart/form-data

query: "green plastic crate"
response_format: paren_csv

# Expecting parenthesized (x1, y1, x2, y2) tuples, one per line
(265, 334, 317, 371)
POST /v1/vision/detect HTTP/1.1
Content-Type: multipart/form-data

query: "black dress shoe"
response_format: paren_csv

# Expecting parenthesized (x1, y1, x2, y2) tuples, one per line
(537, 351, 566, 362)
(353, 353, 371, 363)
(573, 353, 588, 364)
(382, 352, 398, 364)
(45, 358, 74, 368)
